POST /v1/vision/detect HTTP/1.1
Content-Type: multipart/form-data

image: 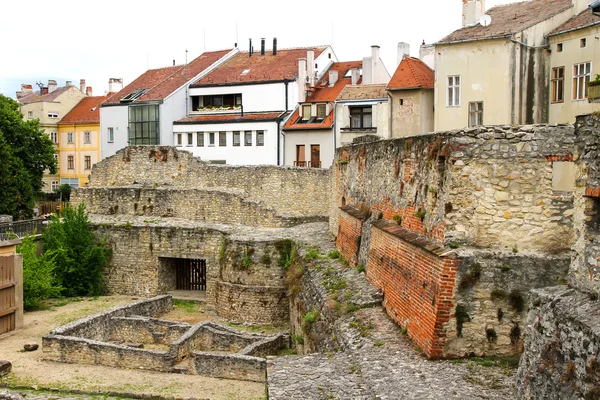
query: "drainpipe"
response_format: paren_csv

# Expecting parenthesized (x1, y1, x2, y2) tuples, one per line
(277, 119, 282, 165)
(387, 92, 393, 138)
(333, 100, 338, 151)
(284, 81, 289, 111)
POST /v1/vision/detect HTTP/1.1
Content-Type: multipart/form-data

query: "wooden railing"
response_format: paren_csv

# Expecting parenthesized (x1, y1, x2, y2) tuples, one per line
(0, 219, 47, 241)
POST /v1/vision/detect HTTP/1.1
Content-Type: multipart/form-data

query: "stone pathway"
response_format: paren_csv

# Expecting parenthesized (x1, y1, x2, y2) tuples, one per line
(0, 389, 138, 400)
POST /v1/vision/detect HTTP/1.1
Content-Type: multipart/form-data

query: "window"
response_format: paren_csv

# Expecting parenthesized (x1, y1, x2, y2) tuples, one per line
(176, 133, 182, 146)
(84, 156, 91, 170)
(302, 105, 311, 120)
(233, 131, 240, 146)
(60, 178, 80, 188)
(84, 131, 91, 144)
(219, 132, 226, 146)
(48, 112, 58, 118)
(551, 67, 565, 103)
(557, 43, 563, 52)
(244, 131, 252, 146)
(128, 105, 159, 145)
(50, 132, 58, 143)
(581, 38, 587, 48)
(350, 107, 372, 129)
(295, 145, 306, 167)
(256, 131, 264, 146)
(316, 104, 326, 121)
(192, 93, 243, 110)
(197, 132, 204, 147)
(27, 111, 32, 119)
(67, 132, 74, 143)
(399, 99, 404, 106)
(209, 132, 215, 146)
(187, 133, 193, 146)
(67, 155, 74, 169)
(120, 89, 146, 103)
(468, 102, 483, 127)
(51, 180, 59, 192)
(447, 76, 460, 106)
(108, 127, 114, 143)
(573, 62, 591, 100)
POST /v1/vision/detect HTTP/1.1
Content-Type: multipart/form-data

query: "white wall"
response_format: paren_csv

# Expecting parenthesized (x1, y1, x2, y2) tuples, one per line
(173, 121, 278, 165)
(334, 100, 389, 147)
(100, 105, 128, 159)
(283, 129, 334, 168)
(160, 90, 187, 145)
(189, 82, 291, 113)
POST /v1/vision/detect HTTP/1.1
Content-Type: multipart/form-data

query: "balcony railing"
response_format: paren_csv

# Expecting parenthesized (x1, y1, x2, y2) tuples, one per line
(0, 219, 47, 241)
(340, 127, 377, 133)
(294, 161, 322, 168)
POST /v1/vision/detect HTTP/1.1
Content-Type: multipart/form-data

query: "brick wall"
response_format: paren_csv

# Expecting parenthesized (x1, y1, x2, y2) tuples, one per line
(366, 222, 458, 358)
(336, 208, 364, 266)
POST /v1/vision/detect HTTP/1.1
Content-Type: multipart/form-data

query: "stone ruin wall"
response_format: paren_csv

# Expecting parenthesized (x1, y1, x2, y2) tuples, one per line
(83, 146, 330, 218)
(331, 123, 577, 358)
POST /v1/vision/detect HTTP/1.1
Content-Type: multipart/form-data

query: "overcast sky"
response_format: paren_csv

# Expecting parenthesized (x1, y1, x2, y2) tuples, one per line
(0, 0, 518, 98)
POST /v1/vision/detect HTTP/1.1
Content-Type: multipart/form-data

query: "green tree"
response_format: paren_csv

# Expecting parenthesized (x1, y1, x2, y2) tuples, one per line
(44, 203, 110, 296)
(17, 235, 62, 310)
(0, 94, 57, 218)
(57, 183, 72, 201)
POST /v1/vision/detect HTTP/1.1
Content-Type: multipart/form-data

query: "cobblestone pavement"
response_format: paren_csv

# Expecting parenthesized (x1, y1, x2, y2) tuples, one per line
(0, 389, 137, 400)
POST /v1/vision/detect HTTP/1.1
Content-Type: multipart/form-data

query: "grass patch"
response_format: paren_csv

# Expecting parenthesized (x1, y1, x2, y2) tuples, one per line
(356, 264, 366, 273)
(327, 250, 341, 259)
(172, 299, 198, 312)
(305, 246, 321, 260)
(348, 319, 374, 337)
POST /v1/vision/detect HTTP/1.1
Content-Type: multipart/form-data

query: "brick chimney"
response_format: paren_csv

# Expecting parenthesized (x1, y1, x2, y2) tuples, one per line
(48, 80, 57, 93)
(86, 87, 93, 96)
(80, 79, 86, 92)
(108, 78, 123, 93)
(462, 0, 485, 27)
(16, 84, 33, 99)
(66, 81, 72, 87)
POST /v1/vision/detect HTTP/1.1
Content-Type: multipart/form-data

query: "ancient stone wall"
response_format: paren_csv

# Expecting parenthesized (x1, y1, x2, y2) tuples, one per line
(191, 352, 266, 382)
(215, 282, 288, 325)
(86, 146, 330, 218)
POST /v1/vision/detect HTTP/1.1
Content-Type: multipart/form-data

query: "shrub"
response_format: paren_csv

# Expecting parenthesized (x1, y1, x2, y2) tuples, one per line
(327, 250, 341, 259)
(18, 235, 62, 310)
(459, 263, 482, 291)
(43, 203, 110, 297)
(356, 264, 366, 273)
(393, 215, 402, 225)
(305, 246, 320, 260)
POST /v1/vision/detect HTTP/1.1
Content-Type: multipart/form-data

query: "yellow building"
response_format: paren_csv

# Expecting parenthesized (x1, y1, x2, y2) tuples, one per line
(547, 7, 600, 123)
(17, 80, 87, 192)
(58, 95, 109, 188)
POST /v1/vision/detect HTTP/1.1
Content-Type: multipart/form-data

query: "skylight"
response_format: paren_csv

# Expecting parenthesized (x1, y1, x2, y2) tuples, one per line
(120, 89, 147, 103)
(241, 69, 251, 75)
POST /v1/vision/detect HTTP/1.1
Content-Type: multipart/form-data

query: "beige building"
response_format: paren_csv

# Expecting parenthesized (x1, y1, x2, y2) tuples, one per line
(386, 56, 434, 138)
(434, 0, 591, 131)
(17, 80, 87, 192)
(547, 7, 600, 123)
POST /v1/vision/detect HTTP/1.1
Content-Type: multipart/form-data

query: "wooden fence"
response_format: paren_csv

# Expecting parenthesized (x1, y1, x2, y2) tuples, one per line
(0, 255, 16, 335)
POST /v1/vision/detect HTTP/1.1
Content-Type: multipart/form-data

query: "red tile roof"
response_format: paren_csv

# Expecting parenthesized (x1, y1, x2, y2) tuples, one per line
(191, 46, 327, 87)
(18, 86, 78, 104)
(309, 61, 363, 102)
(174, 111, 289, 124)
(438, 0, 572, 44)
(548, 8, 600, 36)
(104, 49, 232, 105)
(282, 108, 334, 131)
(59, 95, 111, 124)
(387, 57, 434, 90)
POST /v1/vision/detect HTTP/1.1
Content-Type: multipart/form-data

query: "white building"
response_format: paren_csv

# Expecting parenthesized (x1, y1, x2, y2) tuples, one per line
(172, 41, 336, 165)
(99, 49, 236, 159)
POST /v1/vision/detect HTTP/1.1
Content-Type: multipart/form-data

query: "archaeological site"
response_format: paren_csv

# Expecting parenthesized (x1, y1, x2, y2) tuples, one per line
(23, 113, 600, 399)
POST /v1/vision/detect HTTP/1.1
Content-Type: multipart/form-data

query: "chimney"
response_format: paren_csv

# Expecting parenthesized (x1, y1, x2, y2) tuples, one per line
(66, 81, 72, 87)
(86, 87, 93, 96)
(371, 45, 380, 64)
(362, 56, 373, 84)
(16, 84, 31, 99)
(80, 79, 86, 92)
(48, 80, 57, 93)
(419, 42, 436, 70)
(307, 49, 315, 87)
(329, 70, 338, 87)
(351, 68, 360, 85)
(108, 78, 123, 93)
(463, 0, 485, 27)
(249, 38, 253, 57)
(298, 58, 307, 103)
(173, 59, 175, 66)
(273, 37, 277, 56)
(397, 42, 410, 65)
(261, 38, 266, 56)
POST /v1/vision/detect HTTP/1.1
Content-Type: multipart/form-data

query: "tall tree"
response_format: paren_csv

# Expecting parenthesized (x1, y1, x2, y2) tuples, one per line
(0, 94, 57, 218)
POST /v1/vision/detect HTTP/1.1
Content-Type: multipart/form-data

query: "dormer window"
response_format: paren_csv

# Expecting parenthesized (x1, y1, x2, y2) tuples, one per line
(316, 104, 326, 121)
(302, 105, 311, 120)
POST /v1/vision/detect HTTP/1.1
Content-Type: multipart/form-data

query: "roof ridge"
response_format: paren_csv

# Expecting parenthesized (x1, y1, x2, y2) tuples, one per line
(405, 57, 419, 86)
(237, 44, 328, 53)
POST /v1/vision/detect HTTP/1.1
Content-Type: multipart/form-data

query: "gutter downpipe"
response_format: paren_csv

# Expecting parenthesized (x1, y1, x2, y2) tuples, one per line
(387, 92, 393, 139)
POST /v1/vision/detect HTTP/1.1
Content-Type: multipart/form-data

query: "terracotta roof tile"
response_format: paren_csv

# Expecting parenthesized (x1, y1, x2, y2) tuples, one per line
(337, 84, 388, 101)
(548, 8, 600, 36)
(191, 46, 327, 87)
(282, 108, 334, 131)
(438, 0, 572, 44)
(387, 57, 434, 90)
(104, 49, 232, 105)
(309, 61, 362, 102)
(59, 95, 111, 124)
(174, 111, 289, 124)
(18, 86, 78, 104)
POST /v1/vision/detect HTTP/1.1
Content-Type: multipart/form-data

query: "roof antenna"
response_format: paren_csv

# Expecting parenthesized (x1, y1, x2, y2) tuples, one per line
(185, 49, 188, 65)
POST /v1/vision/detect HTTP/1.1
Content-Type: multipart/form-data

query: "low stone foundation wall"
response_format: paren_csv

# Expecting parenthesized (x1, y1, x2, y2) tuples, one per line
(215, 282, 288, 325)
(516, 287, 600, 400)
(191, 352, 266, 382)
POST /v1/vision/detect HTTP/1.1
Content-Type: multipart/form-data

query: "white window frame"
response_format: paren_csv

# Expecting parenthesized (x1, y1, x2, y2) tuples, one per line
(256, 130, 264, 147)
(447, 75, 461, 107)
(468, 102, 483, 127)
(83, 131, 91, 144)
(108, 127, 114, 143)
(50, 132, 58, 143)
(176, 133, 182, 146)
(208, 132, 215, 146)
(197, 132, 204, 147)
(48, 112, 59, 118)
(51, 180, 59, 192)
(187, 133, 193, 147)
(27, 111, 33, 119)
(67, 132, 74, 143)
(573, 62, 592, 101)
(219, 131, 227, 147)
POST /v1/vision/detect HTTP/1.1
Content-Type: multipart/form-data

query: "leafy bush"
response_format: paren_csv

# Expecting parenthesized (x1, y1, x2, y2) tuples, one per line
(44, 203, 110, 297)
(18, 235, 62, 310)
